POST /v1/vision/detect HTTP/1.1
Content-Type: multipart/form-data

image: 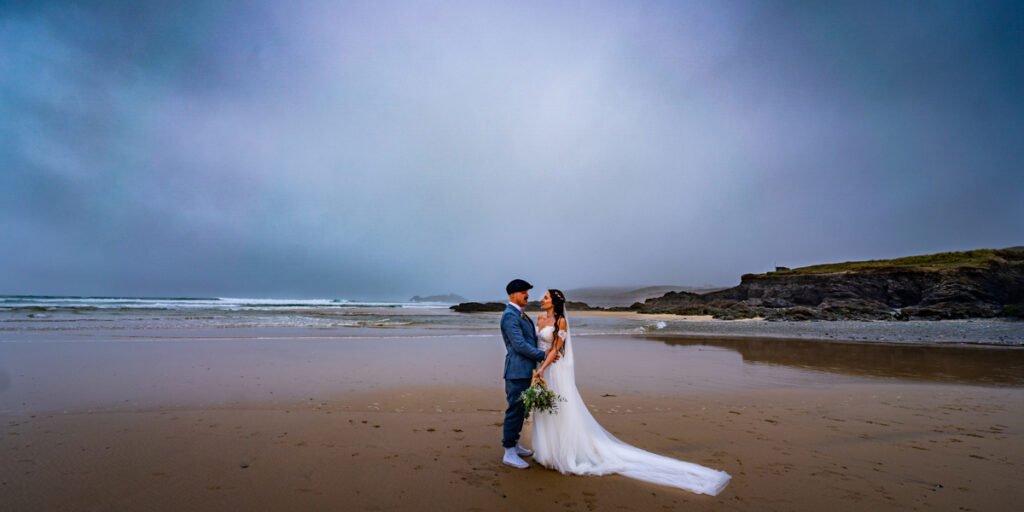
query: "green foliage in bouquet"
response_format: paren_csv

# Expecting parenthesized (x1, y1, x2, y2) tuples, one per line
(520, 377, 565, 419)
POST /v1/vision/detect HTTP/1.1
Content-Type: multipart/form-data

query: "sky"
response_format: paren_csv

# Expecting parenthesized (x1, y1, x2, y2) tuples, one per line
(1, 0, 1022, 301)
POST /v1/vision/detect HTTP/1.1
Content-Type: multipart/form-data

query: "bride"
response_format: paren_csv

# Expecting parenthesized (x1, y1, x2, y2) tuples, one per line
(530, 289, 731, 496)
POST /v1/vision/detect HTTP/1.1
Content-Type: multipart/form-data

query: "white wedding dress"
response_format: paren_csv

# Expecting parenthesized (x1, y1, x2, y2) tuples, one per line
(532, 322, 731, 496)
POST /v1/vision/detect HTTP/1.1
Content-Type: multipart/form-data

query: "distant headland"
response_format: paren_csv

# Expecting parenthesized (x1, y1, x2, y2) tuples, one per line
(409, 293, 467, 303)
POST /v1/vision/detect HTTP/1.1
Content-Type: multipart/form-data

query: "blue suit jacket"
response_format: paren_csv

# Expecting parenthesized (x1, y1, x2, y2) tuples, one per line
(500, 304, 547, 380)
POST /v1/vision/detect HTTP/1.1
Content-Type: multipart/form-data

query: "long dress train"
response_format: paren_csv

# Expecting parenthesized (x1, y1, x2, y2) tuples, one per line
(531, 323, 731, 496)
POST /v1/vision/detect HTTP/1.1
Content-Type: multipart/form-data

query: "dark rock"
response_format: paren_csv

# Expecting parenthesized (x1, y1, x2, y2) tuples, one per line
(635, 248, 1024, 321)
(764, 306, 819, 322)
(711, 303, 761, 320)
(449, 302, 506, 312)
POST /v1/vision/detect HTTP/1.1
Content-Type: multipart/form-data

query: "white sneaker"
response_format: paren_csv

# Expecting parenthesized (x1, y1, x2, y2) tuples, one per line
(502, 448, 529, 469)
(514, 444, 533, 457)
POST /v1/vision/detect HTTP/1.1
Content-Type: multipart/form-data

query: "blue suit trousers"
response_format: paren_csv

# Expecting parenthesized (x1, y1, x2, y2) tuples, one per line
(502, 377, 531, 448)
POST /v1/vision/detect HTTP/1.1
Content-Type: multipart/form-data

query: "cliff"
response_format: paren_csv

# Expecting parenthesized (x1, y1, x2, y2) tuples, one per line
(635, 248, 1024, 321)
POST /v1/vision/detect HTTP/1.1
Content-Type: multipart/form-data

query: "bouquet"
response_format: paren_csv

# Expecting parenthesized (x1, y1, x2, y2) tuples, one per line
(520, 375, 565, 419)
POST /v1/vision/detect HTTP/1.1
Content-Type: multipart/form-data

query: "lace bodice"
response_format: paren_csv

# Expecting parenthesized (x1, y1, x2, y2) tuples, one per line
(536, 325, 565, 350)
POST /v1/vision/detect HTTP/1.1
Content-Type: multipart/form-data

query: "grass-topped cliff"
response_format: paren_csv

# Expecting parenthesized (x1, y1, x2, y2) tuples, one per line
(638, 248, 1024, 321)
(749, 248, 1023, 277)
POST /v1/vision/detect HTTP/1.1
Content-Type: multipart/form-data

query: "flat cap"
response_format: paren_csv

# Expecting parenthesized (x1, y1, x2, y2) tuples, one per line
(505, 279, 533, 295)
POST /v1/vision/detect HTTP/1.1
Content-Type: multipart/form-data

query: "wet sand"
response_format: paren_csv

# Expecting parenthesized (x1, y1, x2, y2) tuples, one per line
(2, 330, 1022, 511)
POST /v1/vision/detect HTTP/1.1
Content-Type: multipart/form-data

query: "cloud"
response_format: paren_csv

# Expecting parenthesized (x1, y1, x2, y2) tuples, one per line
(2, 1, 1022, 299)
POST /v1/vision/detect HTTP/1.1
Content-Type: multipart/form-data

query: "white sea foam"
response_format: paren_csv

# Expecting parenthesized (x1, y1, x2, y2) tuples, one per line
(1, 296, 1022, 346)
(0, 295, 453, 311)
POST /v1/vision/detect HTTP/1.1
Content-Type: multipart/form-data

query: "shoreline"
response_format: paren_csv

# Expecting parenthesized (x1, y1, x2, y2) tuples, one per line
(460, 309, 1024, 347)
(569, 307, 753, 319)
(4, 302, 1022, 347)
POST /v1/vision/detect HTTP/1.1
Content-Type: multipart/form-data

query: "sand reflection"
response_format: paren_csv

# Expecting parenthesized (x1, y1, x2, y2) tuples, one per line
(643, 335, 1024, 386)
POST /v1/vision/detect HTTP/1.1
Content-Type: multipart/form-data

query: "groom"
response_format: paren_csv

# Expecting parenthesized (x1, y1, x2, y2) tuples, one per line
(500, 278, 550, 469)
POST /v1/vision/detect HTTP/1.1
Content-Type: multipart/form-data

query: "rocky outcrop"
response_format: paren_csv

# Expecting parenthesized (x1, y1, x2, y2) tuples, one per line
(450, 302, 506, 312)
(635, 248, 1024, 321)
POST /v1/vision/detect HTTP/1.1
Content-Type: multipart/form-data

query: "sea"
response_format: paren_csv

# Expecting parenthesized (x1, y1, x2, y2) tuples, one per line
(1, 295, 1021, 346)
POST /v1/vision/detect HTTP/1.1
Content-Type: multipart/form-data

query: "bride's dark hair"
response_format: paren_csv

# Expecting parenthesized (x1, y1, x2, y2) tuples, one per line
(549, 289, 567, 355)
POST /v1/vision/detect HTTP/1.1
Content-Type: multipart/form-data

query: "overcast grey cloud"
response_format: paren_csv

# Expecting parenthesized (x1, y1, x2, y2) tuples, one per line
(1, 0, 1022, 300)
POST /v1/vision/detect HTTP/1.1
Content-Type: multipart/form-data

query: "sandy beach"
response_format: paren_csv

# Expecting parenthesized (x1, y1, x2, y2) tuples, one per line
(2, 327, 1023, 511)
